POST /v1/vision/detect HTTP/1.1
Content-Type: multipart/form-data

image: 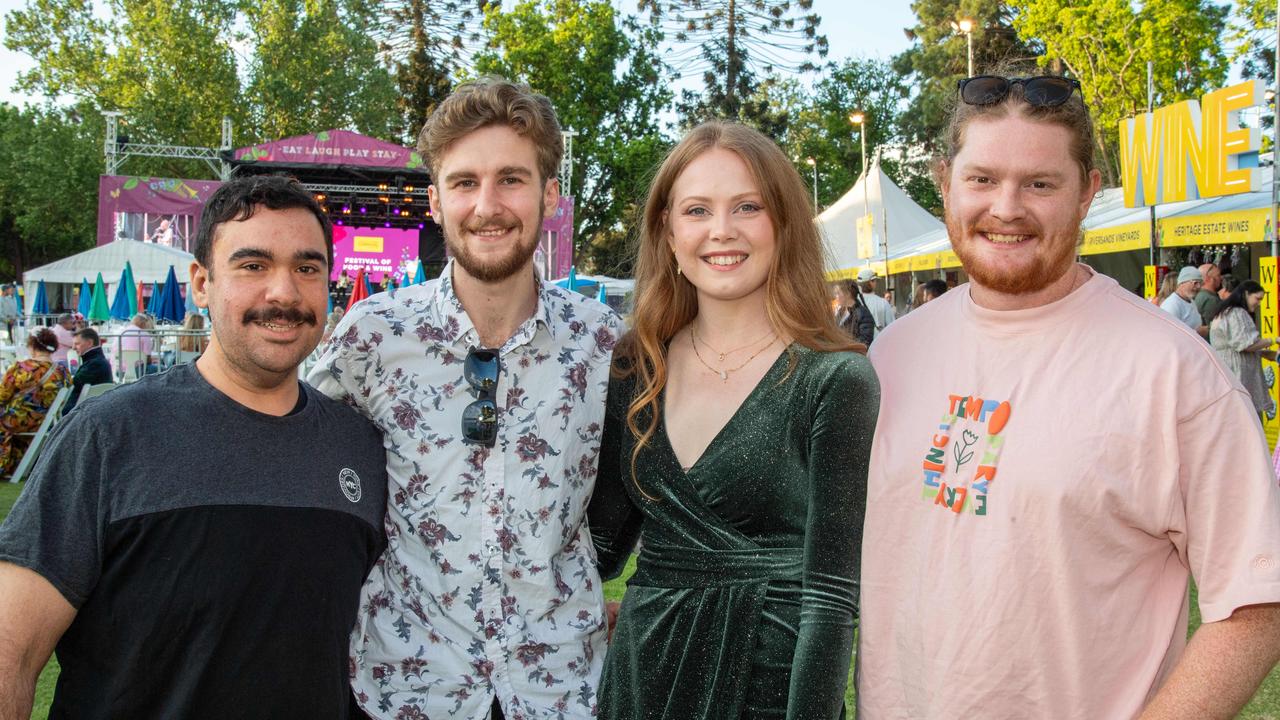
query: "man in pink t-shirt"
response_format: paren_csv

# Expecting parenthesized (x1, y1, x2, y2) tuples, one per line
(858, 68, 1280, 719)
(50, 314, 75, 366)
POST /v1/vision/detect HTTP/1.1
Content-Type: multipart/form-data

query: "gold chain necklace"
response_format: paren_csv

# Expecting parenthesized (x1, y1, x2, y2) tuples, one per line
(691, 327, 776, 362)
(690, 327, 777, 382)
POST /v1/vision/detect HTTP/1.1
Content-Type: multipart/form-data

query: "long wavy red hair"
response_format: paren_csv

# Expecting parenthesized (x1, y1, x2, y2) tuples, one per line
(615, 121, 862, 486)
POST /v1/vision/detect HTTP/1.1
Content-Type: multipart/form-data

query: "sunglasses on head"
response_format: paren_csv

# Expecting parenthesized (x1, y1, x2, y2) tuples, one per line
(957, 75, 1082, 108)
(462, 348, 501, 448)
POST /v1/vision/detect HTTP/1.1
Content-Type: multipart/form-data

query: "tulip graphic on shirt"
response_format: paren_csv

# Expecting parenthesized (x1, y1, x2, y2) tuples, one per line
(919, 395, 1012, 516)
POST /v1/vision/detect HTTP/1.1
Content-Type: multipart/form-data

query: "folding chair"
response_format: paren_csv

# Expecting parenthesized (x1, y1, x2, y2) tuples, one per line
(76, 382, 116, 406)
(9, 386, 72, 484)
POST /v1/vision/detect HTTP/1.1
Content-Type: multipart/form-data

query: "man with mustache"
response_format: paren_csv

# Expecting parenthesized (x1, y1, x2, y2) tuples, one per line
(310, 79, 622, 719)
(0, 176, 388, 719)
(858, 67, 1280, 719)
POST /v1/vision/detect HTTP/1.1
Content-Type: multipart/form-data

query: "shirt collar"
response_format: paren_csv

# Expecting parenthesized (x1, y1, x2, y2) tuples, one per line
(430, 259, 559, 350)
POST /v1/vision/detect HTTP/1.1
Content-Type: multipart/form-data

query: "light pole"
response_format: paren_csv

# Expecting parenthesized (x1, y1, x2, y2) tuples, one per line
(849, 112, 868, 213)
(806, 156, 818, 209)
(849, 111, 888, 294)
(952, 18, 974, 76)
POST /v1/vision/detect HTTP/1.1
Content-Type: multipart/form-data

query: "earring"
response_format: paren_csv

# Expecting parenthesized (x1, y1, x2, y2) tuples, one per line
(676, 264, 682, 276)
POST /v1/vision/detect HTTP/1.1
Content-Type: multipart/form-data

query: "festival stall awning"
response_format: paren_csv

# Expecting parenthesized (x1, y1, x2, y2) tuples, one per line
(818, 153, 945, 280)
(1080, 164, 1276, 254)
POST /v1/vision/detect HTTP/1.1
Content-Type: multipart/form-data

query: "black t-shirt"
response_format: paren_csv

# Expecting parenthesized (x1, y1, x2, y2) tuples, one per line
(0, 363, 389, 719)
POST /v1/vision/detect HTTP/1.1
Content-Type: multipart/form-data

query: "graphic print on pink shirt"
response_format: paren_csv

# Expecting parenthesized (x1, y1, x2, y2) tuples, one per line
(920, 394, 1012, 516)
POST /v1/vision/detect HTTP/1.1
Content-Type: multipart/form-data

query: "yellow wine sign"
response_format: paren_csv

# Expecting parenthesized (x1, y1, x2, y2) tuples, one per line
(1119, 80, 1264, 208)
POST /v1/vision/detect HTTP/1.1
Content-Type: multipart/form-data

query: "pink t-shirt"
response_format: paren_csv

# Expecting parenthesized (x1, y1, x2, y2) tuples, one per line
(118, 325, 153, 356)
(859, 268, 1280, 720)
(51, 324, 74, 363)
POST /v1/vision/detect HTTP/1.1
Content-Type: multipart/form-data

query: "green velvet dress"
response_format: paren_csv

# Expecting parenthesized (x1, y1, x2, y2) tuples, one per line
(589, 345, 879, 720)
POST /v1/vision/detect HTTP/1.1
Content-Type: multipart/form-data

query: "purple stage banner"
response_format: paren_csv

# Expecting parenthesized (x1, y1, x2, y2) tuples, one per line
(236, 129, 425, 170)
(333, 226, 420, 283)
(538, 197, 575, 279)
(97, 176, 224, 249)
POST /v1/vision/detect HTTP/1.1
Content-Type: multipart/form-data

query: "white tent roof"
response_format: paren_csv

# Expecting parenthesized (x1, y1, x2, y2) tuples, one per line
(22, 240, 195, 313)
(817, 153, 945, 274)
(23, 240, 194, 286)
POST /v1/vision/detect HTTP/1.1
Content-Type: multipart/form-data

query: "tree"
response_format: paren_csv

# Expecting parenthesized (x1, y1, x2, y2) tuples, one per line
(638, 0, 826, 130)
(5, 0, 245, 178)
(1230, 0, 1273, 86)
(1228, 0, 1274, 135)
(1010, 0, 1229, 186)
(473, 0, 672, 276)
(892, 0, 1040, 159)
(0, 102, 102, 280)
(376, 0, 494, 141)
(244, 0, 400, 141)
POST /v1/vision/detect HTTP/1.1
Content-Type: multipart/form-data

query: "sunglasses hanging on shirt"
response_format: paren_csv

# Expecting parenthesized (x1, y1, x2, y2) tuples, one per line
(462, 348, 501, 447)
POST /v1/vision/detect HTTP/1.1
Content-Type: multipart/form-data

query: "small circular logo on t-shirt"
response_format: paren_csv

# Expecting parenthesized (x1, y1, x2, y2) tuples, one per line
(339, 468, 362, 503)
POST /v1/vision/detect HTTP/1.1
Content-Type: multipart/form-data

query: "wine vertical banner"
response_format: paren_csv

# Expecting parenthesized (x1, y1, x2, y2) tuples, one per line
(1260, 256, 1278, 450)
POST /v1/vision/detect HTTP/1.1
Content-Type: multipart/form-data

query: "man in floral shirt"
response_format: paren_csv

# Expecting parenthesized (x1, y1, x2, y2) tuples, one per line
(311, 79, 623, 720)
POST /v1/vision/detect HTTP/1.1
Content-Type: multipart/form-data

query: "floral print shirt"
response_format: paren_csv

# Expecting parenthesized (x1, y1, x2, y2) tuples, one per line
(309, 261, 623, 720)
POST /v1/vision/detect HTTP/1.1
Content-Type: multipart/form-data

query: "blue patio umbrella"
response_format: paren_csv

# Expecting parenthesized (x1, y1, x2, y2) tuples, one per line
(364, 272, 374, 295)
(77, 278, 92, 317)
(567, 265, 577, 292)
(412, 260, 426, 286)
(31, 280, 49, 315)
(109, 270, 134, 321)
(87, 273, 110, 323)
(156, 266, 185, 324)
(146, 282, 161, 315)
(596, 282, 608, 305)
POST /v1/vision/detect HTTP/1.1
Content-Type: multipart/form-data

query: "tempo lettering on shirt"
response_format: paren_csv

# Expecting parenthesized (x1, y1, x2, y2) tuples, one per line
(917, 395, 1012, 516)
(1120, 80, 1264, 208)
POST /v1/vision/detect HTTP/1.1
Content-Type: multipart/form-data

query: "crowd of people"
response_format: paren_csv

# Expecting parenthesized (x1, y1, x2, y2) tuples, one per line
(0, 66, 1276, 720)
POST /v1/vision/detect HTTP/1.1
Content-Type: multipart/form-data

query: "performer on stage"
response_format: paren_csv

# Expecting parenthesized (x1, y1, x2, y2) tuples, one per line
(588, 121, 879, 720)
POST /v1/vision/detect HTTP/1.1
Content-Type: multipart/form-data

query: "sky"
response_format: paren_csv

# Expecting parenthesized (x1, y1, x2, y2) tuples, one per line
(0, 0, 922, 108)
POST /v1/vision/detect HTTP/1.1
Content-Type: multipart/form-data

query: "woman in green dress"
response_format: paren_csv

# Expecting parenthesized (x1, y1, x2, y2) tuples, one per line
(589, 121, 879, 719)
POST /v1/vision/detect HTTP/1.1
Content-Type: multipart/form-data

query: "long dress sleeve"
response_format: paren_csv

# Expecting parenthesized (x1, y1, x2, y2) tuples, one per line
(786, 355, 879, 720)
(1224, 307, 1262, 353)
(588, 371, 644, 581)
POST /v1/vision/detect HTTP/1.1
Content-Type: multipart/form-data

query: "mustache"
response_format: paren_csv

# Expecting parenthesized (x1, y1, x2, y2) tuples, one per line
(242, 306, 318, 326)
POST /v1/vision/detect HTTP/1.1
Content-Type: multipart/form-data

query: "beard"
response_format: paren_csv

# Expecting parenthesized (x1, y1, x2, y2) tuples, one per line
(946, 212, 1081, 296)
(442, 208, 545, 284)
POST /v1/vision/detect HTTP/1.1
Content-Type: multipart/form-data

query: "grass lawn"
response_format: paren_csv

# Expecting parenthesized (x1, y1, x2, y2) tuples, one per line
(2, 481, 1278, 718)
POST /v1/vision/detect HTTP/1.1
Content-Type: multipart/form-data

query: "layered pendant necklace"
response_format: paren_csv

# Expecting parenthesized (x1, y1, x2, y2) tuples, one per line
(690, 326, 778, 382)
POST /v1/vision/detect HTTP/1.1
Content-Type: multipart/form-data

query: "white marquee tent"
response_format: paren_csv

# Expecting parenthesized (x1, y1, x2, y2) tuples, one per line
(22, 240, 195, 313)
(817, 153, 945, 278)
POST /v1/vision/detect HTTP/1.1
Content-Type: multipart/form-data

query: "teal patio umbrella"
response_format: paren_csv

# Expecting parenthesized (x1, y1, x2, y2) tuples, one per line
(87, 273, 110, 323)
(123, 261, 138, 316)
